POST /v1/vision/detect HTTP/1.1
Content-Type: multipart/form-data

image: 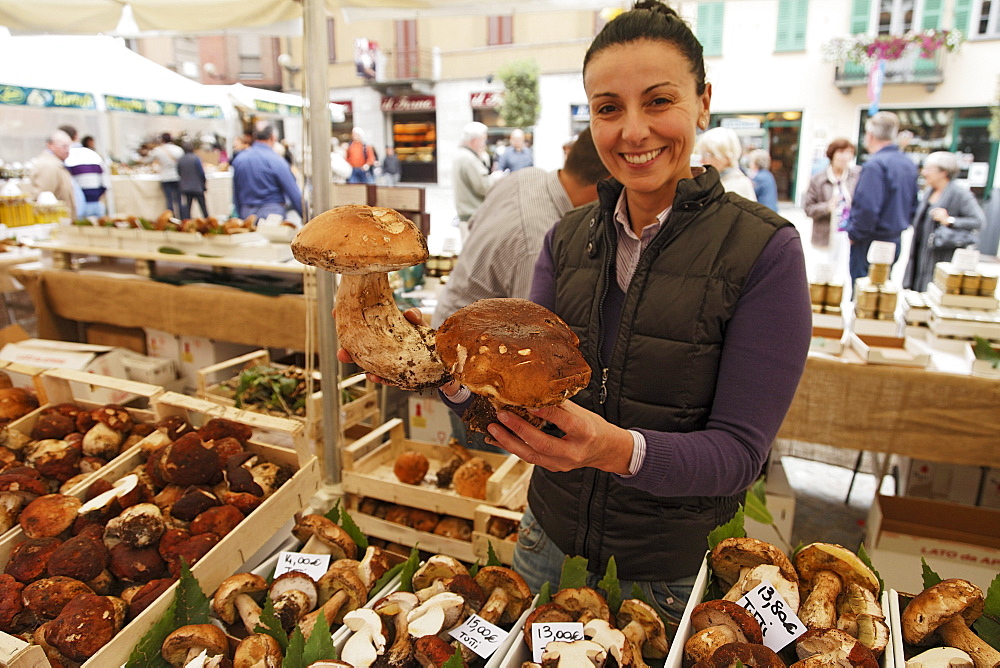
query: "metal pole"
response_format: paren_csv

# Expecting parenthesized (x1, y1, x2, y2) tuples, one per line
(302, 0, 341, 486)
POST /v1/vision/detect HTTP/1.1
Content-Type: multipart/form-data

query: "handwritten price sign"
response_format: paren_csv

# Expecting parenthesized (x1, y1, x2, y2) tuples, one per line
(736, 580, 806, 652)
(531, 622, 585, 663)
(272, 551, 331, 581)
(449, 614, 508, 659)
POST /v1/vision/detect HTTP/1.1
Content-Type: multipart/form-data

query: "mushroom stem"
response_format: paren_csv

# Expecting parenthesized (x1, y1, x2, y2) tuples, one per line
(302, 535, 332, 555)
(478, 585, 510, 625)
(300, 590, 349, 639)
(335, 273, 447, 390)
(938, 616, 1000, 668)
(799, 570, 843, 629)
(236, 593, 263, 635)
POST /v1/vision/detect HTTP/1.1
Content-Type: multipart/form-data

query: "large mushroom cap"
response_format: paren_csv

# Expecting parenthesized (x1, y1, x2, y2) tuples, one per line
(709, 537, 797, 589)
(474, 565, 532, 625)
(901, 578, 984, 646)
(794, 542, 879, 594)
(436, 298, 591, 419)
(291, 204, 428, 274)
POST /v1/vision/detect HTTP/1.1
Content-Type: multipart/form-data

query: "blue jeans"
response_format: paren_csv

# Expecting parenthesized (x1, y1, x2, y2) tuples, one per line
(161, 180, 181, 217)
(512, 506, 697, 623)
(848, 238, 901, 298)
(239, 202, 287, 220)
(348, 167, 374, 184)
(79, 200, 106, 218)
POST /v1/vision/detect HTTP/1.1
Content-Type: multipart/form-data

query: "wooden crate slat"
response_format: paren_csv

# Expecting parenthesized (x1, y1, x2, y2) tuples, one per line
(345, 495, 477, 564)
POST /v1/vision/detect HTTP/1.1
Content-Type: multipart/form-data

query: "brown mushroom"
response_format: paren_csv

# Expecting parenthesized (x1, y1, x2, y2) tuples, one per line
(170, 486, 222, 521)
(190, 503, 244, 537)
(901, 579, 1000, 668)
(157, 433, 223, 486)
(412, 554, 469, 596)
(30, 412, 77, 441)
(22, 576, 94, 619)
(309, 566, 368, 629)
(585, 617, 645, 667)
(795, 543, 879, 631)
(452, 457, 494, 500)
(409, 508, 441, 533)
(395, 450, 430, 484)
(474, 565, 532, 626)
(685, 599, 764, 666)
(24, 439, 81, 481)
(0, 388, 39, 425)
(341, 607, 388, 666)
(291, 205, 449, 390)
(46, 533, 109, 581)
(269, 571, 318, 633)
(709, 642, 787, 667)
(197, 417, 253, 445)
(551, 587, 612, 625)
(104, 502, 167, 548)
(540, 639, 607, 666)
(46, 593, 123, 662)
(234, 633, 283, 668)
(0, 574, 24, 632)
(618, 598, 670, 659)
(212, 572, 268, 630)
(373, 591, 419, 667)
(5, 536, 62, 582)
(109, 542, 168, 583)
(415, 634, 467, 667)
(793, 627, 878, 667)
(161, 623, 230, 667)
(711, 537, 799, 606)
(292, 513, 358, 559)
(126, 577, 176, 620)
(19, 493, 81, 538)
(523, 602, 576, 652)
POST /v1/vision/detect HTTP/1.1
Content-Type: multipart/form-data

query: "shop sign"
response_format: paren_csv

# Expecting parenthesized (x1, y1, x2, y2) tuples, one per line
(721, 117, 762, 131)
(254, 100, 302, 116)
(104, 95, 223, 119)
(570, 104, 590, 122)
(381, 95, 435, 112)
(0, 83, 96, 109)
(470, 91, 503, 109)
(332, 100, 353, 114)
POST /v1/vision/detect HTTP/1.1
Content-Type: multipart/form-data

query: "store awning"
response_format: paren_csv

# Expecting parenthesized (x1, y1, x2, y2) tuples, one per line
(222, 83, 345, 123)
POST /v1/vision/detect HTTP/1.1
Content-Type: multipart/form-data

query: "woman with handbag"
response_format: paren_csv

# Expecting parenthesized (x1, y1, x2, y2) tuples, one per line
(903, 151, 986, 291)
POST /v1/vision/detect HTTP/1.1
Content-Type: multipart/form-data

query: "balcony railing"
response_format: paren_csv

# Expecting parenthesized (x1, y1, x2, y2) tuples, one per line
(834, 49, 944, 94)
(374, 47, 439, 83)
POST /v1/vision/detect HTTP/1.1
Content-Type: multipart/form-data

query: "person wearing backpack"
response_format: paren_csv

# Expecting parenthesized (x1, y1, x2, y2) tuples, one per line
(345, 127, 376, 184)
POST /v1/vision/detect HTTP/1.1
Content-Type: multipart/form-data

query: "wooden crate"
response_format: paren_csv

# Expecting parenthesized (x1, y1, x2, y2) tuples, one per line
(342, 492, 478, 564)
(472, 505, 523, 566)
(196, 350, 379, 444)
(0, 360, 47, 403)
(341, 418, 532, 519)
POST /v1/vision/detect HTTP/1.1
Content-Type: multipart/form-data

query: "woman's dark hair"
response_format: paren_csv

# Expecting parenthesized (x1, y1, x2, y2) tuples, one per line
(825, 138, 856, 161)
(584, 0, 706, 95)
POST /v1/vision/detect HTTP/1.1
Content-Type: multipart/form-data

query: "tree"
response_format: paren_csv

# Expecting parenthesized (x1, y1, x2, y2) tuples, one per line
(497, 59, 540, 130)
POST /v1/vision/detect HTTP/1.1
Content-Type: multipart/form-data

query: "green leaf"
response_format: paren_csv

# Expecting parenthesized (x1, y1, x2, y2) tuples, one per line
(468, 562, 479, 578)
(256, 595, 289, 652)
(124, 597, 176, 668)
(398, 546, 422, 593)
(973, 336, 1000, 365)
(920, 558, 943, 590)
(372, 562, 405, 594)
(283, 626, 307, 668)
(744, 477, 773, 525)
(174, 559, 210, 626)
(323, 498, 342, 523)
(537, 581, 552, 605)
(707, 505, 746, 551)
(558, 556, 589, 591)
(973, 573, 1000, 651)
(486, 541, 503, 567)
(597, 557, 623, 615)
(630, 582, 651, 604)
(302, 610, 339, 663)
(338, 506, 369, 552)
(856, 544, 885, 595)
(442, 646, 465, 668)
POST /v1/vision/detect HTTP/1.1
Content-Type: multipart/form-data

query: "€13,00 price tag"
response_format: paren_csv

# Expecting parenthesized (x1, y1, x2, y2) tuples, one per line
(736, 580, 807, 653)
(449, 614, 509, 659)
(272, 551, 331, 581)
(531, 622, 585, 663)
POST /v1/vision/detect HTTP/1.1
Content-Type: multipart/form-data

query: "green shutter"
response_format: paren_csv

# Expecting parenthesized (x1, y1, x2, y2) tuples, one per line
(921, 0, 943, 29)
(775, 0, 808, 52)
(952, 0, 973, 34)
(697, 2, 724, 58)
(849, 0, 871, 34)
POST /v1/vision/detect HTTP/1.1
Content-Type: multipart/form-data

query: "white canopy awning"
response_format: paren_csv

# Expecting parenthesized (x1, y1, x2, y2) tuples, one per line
(221, 83, 346, 123)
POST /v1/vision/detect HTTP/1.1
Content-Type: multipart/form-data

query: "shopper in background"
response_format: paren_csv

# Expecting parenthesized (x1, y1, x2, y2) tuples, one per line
(342, 0, 811, 619)
(695, 126, 756, 201)
(146, 133, 184, 217)
(804, 138, 861, 249)
(844, 111, 918, 291)
(27, 130, 77, 220)
(230, 125, 303, 221)
(903, 151, 985, 291)
(431, 127, 610, 454)
(81, 135, 97, 151)
(452, 121, 496, 240)
(177, 141, 207, 220)
(747, 148, 779, 212)
(59, 124, 106, 218)
(345, 127, 377, 184)
(497, 128, 534, 173)
(380, 146, 401, 186)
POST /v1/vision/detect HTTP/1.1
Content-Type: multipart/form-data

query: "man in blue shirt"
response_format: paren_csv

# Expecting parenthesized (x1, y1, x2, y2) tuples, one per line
(845, 111, 918, 291)
(747, 149, 779, 212)
(231, 126, 303, 220)
(496, 128, 533, 173)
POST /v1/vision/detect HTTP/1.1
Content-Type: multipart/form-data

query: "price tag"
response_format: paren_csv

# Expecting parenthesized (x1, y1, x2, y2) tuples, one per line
(531, 622, 585, 663)
(272, 551, 330, 581)
(736, 580, 807, 653)
(449, 614, 508, 659)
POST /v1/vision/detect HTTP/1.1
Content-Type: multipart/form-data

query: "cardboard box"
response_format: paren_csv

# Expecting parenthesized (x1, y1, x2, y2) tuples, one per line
(0, 339, 138, 404)
(144, 327, 180, 361)
(848, 332, 931, 368)
(900, 458, 983, 506)
(85, 323, 147, 355)
(177, 335, 256, 393)
(746, 461, 795, 549)
(866, 494, 1000, 593)
(978, 467, 1000, 509)
(121, 351, 178, 386)
(853, 316, 903, 338)
(408, 391, 455, 445)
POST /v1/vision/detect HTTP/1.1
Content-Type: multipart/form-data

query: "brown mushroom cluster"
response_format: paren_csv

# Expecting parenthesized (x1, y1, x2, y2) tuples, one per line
(0, 415, 292, 664)
(0, 401, 158, 536)
(357, 497, 475, 544)
(89, 210, 260, 234)
(391, 439, 496, 501)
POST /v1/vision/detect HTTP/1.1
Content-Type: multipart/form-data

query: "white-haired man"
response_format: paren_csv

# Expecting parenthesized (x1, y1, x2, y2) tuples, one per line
(453, 122, 495, 230)
(28, 130, 77, 220)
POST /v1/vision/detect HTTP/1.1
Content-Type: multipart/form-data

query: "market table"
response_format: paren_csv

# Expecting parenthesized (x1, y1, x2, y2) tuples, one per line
(109, 172, 233, 219)
(778, 351, 1000, 469)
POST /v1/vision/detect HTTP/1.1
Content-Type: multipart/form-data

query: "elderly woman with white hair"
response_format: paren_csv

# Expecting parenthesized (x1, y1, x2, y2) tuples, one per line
(903, 151, 986, 291)
(695, 127, 756, 201)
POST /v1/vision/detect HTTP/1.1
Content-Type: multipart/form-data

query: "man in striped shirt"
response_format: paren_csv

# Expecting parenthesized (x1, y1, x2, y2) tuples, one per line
(60, 125, 106, 218)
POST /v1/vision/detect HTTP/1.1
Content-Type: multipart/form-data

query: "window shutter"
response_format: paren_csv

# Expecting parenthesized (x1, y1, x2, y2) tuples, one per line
(775, 0, 808, 52)
(697, 2, 725, 57)
(849, 0, 871, 34)
(921, 0, 943, 29)
(952, 0, 973, 33)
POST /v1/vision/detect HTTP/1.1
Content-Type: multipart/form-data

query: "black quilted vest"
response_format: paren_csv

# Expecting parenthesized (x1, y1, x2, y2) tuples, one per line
(527, 169, 789, 581)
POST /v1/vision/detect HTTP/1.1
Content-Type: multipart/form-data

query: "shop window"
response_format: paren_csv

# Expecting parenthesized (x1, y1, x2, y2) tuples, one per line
(972, 0, 1000, 36)
(877, 0, 915, 34)
(238, 35, 263, 80)
(775, 0, 808, 52)
(696, 2, 724, 57)
(488, 15, 513, 46)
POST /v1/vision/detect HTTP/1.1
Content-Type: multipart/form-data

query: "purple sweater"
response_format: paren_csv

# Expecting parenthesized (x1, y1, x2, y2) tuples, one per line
(442, 223, 811, 499)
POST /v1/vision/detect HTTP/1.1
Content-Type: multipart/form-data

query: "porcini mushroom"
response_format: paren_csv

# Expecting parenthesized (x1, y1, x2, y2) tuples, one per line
(795, 542, 879, 631)
(901, 579, 1000, 668)
(551, 587, 612, 625)
(794, 627, 879, 667)
(540, 639, 607, 666)
(684, 599, 764, 666)
(436, 298, 591, 432)
(374, 591, 419, 667)
(161, 623, 230, 667)
(585, 618, 645, 667)
(618, 598, 670, 659)
(710, 537, 799, 609)
(905, 646, 974, 667)
(412, 554, 469, 598)
(19, 493, 81, 539)
(341, 607, 387, 668)
(290, 204, 449, 390)
(406, 591, 466, 637)
(212, 572, 268, 628)
(523, 602, 575, 652)
(292, 513, 358, 559)
(474, 565, 532, 626)
(709, 642, 787, 667)
(394, 450, 430, 484)
(234, 633, 283, 668)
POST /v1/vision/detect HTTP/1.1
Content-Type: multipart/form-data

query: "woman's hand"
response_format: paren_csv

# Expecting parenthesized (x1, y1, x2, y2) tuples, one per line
(485, 402, 635, 476)
(929, 207, 951, 224)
